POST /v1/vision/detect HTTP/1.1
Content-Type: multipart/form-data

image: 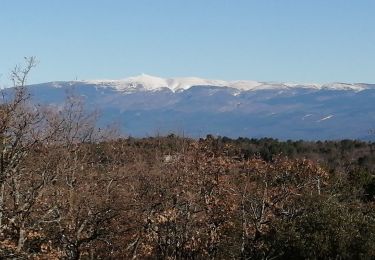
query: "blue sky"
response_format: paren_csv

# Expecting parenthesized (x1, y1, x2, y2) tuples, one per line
(0, 0, 374, 84)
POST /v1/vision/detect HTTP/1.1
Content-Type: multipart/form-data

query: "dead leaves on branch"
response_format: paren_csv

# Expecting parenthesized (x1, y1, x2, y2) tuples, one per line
(125, 140, 332, 259)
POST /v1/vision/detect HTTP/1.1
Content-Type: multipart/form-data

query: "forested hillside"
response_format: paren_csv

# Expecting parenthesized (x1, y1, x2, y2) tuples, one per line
(1, 130, 375, 258)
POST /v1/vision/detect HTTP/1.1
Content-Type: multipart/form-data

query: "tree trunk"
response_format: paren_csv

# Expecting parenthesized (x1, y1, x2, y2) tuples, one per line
(17, 225, 26, 252)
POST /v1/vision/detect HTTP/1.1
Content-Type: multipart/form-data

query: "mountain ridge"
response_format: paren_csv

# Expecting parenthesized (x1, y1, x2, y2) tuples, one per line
(42, 74, 373, 93)
(12, 76, 375, 140)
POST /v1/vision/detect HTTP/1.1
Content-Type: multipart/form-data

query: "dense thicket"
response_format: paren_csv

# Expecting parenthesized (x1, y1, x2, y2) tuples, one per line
(1, 132, 375, 259)
(1, 59, 375, 259)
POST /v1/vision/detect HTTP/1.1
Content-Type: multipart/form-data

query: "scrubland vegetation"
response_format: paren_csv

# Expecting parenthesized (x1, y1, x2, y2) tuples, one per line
(1, 59, 375, 259)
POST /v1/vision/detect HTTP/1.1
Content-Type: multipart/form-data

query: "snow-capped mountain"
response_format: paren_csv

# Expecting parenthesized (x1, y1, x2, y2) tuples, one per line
(81, 74, 369, 92)
(19, 75, 375, 140)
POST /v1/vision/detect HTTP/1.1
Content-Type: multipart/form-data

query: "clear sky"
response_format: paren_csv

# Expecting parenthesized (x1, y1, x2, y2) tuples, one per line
(0, 0, 374, 85)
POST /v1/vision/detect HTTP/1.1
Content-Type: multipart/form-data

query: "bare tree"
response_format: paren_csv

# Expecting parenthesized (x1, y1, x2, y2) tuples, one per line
(0, 58, 120, 258)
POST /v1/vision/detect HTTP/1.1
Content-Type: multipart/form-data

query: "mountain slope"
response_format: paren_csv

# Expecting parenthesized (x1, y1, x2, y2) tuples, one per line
(22, 75, 375, 140)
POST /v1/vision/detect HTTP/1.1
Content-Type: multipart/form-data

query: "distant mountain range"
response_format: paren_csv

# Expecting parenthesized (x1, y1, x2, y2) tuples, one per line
(23, 74, 375, 140)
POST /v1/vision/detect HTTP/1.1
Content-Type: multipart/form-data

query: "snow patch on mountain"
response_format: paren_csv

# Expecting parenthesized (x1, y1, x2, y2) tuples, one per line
(317, 115, 334, 122)
(302, 114, 313, 120)
(320, 83, 366, 92)
(71, 74, 373, 93)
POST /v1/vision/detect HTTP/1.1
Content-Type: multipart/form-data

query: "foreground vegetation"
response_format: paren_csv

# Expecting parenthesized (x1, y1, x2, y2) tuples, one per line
(1, 59, 375, 259)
